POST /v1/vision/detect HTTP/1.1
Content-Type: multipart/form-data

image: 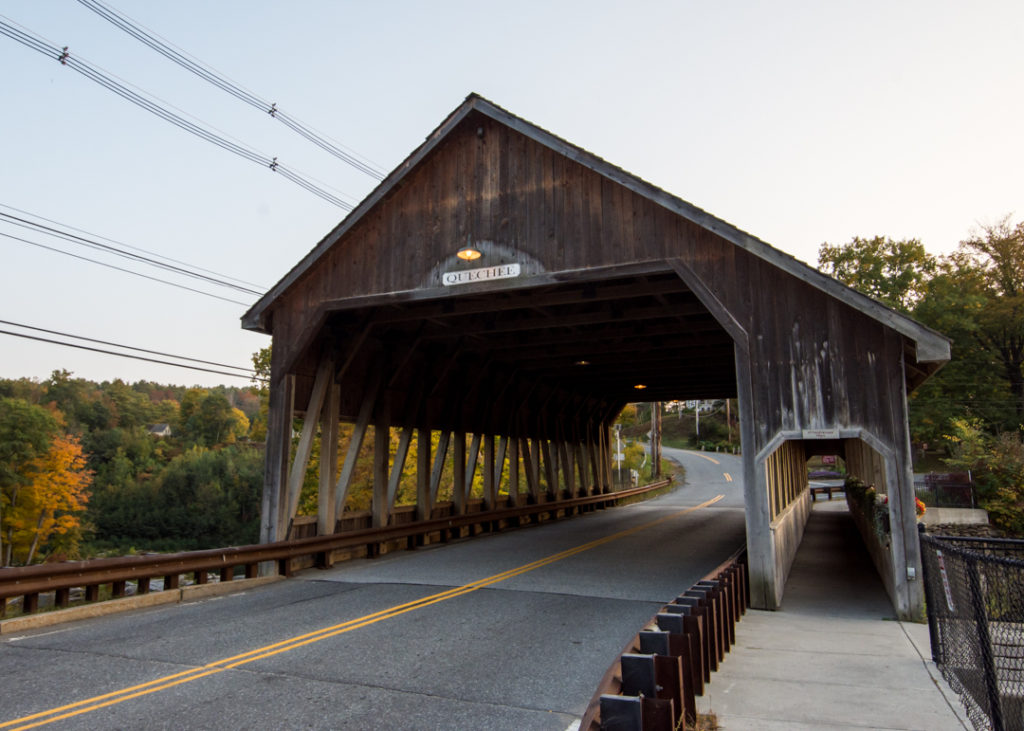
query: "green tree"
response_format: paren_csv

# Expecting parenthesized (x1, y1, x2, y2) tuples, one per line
(249, 346, 271, 442)
(818, 235, 935, 313)
(178, 390, 247, 447)
(0, 398, 60, 565)
(944, 419, 1024, 535)
(911, 218, 1024, 438)
(957, 217, 1024, 427)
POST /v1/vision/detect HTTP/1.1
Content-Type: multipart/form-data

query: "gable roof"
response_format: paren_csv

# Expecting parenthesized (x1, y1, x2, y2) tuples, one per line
(242, 93, 949, 365)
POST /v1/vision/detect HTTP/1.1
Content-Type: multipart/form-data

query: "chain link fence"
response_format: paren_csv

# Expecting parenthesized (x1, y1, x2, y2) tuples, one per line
(919, 528, 1024, 731)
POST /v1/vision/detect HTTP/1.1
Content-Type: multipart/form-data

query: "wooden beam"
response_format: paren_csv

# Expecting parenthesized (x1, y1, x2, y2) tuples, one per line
(429, 431, 451, 505)
(334, 371, 382, 518)
(559, 439, 575, 498)
(493, 435, 508, 500)
(318, 379, 340, 536)
(452, 431, 466, 515)
(368, 277, 690, 325)
(416, 428, 431, 521)
(386, 426, 415, 514)
(261, 372, 294, 544)
(465, 433, 482, 501)
(372, 418, 390, 528)
(484, 433, 496, 508)
(541, 439, 557, 499)
(286, 358, 334, 527)
(520, 437, 537, 501)
(577, 441, 590, 496)
(508, 436, 519, 507)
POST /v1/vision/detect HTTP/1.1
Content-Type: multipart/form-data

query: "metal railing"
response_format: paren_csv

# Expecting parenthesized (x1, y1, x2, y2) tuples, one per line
(919, 528, 1024, 731)
(0, 479, 672, 620)
(917, 472, 978, 509)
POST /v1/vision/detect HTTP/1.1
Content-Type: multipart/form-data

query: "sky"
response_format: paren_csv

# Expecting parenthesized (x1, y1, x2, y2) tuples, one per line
(1, 1, 1022, 389)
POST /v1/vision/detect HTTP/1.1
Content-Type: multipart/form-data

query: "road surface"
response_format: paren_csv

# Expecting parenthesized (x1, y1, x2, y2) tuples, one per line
(0, 450, 745, 730)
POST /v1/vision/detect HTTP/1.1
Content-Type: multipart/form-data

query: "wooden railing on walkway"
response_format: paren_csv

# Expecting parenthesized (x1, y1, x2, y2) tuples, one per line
(580, 546, 749, 730)
(0, 479, 671, 619)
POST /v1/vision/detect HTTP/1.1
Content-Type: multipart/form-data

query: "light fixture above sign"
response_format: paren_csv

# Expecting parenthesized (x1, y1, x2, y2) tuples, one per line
(634, 384, 647, 390)
(456, 245, 482, 261)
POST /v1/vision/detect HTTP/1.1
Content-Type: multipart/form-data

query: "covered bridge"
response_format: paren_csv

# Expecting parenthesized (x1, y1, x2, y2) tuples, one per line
(242, 94, 949, 619)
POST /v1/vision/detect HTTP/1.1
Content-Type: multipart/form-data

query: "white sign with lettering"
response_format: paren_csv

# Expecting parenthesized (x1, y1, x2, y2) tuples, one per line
(802, 428, 840, 440)
(442, 263, 520, 287)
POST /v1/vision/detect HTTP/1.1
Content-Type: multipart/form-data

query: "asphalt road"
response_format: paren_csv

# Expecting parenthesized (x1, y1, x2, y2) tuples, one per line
(0, 450, 746, 731)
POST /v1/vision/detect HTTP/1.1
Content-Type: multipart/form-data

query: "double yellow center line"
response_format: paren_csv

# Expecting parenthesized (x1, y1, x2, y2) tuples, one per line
(3, 494, 723, 730)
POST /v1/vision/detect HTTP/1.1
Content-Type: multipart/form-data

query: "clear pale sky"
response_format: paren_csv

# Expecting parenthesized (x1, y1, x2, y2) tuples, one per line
(1, 1, 1021, 388)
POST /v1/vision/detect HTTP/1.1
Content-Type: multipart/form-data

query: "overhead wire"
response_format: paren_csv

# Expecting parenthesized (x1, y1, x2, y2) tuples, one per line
(0, 319, 257, 375)
(0, 203, 266, 291)
(0, 230, 251, 306)
(76, 0, 386, 181)
(0, 328, 265, 383)
(0, 210, 263, 297)
(0, 16, 354, 211)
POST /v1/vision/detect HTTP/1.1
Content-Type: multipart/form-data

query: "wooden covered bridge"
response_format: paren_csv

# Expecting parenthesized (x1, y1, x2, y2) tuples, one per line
(242, 94, 949, 619)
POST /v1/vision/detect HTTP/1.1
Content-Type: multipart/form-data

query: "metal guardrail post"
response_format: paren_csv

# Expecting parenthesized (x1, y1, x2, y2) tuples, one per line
(967, 556, 1005, 731)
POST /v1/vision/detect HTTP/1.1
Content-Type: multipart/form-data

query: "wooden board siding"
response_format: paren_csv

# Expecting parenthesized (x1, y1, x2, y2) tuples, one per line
(257, 110, 914, 455)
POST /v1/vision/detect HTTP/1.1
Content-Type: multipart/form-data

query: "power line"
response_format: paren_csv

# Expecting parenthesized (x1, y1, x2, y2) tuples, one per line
(0, 328, 265, 383)
(77, 0, 386, 181)
(0, 210, 263, 296)
(0, 230, 251, 306)
(0, 16, 354, 211)
(0, 202, 266, 291)
(0, 319, 257, 375)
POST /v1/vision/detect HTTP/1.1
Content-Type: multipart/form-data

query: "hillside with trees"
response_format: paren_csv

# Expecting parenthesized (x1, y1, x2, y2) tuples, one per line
(0, 373, 264, 564)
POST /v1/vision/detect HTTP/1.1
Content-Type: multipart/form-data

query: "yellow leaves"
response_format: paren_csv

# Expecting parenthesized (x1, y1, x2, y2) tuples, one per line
(3, 433, 91, 564)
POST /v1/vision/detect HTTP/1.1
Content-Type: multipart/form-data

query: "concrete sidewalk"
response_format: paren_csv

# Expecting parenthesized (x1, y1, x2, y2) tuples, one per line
(696, 500, 971, 730)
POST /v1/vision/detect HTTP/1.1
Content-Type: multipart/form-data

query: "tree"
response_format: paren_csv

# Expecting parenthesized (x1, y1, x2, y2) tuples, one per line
(818, 236, 935, 313)
(178, 390, 248, 447)
(944, 419, 1024, 535)
(0, 398, 59, 565)
(956, 217, 1024, 427)
(6, 435, 91, 564)
(910, 217, 1024, 438)
(249, 346, 271, 442)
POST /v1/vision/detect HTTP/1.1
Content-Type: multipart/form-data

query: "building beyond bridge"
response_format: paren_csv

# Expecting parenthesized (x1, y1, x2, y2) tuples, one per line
(242, 94, 950, 620)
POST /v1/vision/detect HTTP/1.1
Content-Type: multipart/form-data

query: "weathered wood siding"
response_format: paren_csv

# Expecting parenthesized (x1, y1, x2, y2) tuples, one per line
(266, 109, 911, 457)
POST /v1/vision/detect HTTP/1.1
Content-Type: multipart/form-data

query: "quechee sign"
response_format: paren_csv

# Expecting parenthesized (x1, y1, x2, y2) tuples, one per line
(442, 263, 521, 287)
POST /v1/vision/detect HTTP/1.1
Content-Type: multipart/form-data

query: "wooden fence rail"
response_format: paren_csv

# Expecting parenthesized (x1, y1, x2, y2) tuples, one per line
(580, 546, 749, 731)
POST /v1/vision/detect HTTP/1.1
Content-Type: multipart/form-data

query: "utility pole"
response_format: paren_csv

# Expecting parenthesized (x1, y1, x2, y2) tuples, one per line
(649, 402, 662, 478)
(614, 423, 623, 486)
(726, 398, 732, 443)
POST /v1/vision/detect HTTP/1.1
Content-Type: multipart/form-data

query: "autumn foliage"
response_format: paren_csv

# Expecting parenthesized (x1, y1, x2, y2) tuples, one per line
(4, 434, 91, 565)
(0, 398, 92, 566)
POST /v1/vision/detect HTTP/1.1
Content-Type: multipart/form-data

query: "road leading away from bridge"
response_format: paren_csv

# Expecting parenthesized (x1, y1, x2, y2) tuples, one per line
(0, 450, 744, 730)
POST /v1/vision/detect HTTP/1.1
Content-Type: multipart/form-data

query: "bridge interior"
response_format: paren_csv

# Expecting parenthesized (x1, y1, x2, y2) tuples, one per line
(296, 269, 736, 432)
(269, 266, 741, 541)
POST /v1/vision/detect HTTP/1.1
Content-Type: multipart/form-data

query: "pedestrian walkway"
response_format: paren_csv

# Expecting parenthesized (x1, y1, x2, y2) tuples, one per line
(696, 500, 971, 730)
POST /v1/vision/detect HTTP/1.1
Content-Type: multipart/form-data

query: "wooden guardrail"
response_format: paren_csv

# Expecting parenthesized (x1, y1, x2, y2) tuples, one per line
(580, 546, 749, 731)
(0, 479, 672, 618)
